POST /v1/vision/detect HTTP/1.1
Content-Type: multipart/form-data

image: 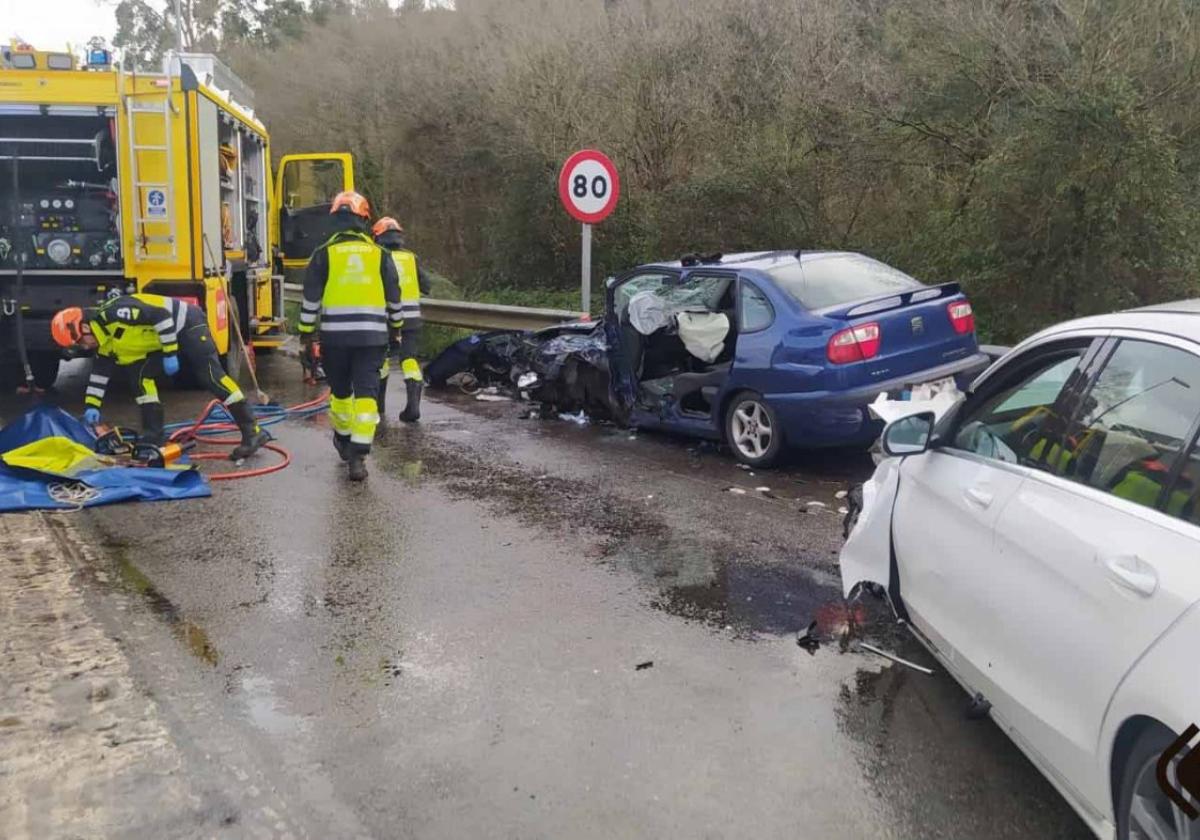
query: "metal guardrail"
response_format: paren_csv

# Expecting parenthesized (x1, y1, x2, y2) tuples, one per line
(282, 283, 586, 332)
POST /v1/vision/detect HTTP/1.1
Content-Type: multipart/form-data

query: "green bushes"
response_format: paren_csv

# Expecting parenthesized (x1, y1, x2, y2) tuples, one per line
(230, 0, 1200, 343)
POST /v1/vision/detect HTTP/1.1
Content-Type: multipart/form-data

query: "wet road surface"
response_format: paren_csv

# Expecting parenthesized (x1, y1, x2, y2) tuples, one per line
(3, 358, 1092, 839)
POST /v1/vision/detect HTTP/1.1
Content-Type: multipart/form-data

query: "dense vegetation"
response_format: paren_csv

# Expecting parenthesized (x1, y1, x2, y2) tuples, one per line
(119, 0, 1200, 341)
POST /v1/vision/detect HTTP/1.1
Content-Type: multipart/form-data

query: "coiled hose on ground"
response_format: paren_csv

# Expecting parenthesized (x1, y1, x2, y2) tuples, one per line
(163, 391, 329, 481)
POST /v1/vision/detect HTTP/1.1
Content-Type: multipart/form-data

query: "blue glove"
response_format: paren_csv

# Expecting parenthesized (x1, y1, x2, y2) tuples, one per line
(162, 355, 180, 376)
(83, 407, 101, 426)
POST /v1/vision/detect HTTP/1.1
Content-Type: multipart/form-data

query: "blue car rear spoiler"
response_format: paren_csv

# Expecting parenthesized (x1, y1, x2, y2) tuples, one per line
(817, 282, 964, 321)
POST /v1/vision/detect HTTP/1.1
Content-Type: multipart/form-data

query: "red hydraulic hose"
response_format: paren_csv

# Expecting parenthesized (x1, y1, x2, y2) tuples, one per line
(166, 391, 328, 481)
(189, 442, 291, 481)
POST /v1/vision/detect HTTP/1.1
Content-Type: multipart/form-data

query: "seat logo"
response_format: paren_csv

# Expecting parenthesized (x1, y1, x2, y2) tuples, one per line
(911, 316, 924, 336)
(1158, 723, 1200, 820)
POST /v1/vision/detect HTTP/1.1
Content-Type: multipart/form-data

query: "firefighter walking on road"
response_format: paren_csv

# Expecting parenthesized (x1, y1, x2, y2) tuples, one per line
(371, 216, 430, 422)
(298, 192, 403, 481)
(50, 293, 270, 459)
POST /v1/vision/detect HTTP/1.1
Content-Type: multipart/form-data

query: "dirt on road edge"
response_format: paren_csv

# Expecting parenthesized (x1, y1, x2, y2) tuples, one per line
(0, 512, 293, 840)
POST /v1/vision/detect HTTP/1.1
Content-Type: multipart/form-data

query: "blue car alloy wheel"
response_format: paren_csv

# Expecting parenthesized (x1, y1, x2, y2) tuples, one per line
(725, 392, 783, 467)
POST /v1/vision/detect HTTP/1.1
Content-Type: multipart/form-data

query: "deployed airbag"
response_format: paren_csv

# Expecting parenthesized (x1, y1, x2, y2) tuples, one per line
(676, 312, 729, 363)
(627, 291, 674, 335)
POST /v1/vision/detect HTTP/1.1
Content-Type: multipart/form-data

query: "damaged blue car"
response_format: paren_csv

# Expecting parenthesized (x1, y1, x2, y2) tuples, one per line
(605, 250, 990, 466)
(429, 250, 990, 468)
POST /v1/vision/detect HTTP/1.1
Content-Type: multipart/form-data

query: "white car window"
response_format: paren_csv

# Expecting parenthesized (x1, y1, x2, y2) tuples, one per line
(1059, 339, 1200, 518)
(951, 349, 1087, 465)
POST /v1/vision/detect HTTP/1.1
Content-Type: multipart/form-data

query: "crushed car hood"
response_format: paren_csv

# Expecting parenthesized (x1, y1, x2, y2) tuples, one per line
(425, 321, 623, 421)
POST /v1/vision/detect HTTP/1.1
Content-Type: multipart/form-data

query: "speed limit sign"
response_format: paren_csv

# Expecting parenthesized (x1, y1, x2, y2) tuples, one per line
(559, 149, 620, 314)
(558, 149, 620, 224)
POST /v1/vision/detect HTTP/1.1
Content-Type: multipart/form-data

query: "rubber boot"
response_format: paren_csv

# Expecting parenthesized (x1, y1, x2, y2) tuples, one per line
(399, 379, 423, 423)
(347, 452, 368, 481)
(140, 402, 165, 446)
(227, 401, 271, 461)
(333, 432, 351, 462)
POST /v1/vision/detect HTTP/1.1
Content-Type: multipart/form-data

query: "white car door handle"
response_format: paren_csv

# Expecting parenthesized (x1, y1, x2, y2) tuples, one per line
(1103, 555, 1158, 596)
(964, 487, 993, 509)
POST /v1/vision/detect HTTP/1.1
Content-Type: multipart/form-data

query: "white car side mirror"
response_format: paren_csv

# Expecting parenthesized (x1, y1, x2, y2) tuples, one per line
(881, 412, 936, 457)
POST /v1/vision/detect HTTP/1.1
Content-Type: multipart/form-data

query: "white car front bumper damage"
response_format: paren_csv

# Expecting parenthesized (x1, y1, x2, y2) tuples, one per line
(838, 386, 965, 605)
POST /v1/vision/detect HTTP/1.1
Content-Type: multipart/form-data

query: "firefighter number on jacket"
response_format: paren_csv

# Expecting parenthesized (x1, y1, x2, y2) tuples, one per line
(323, 235, 387, 337)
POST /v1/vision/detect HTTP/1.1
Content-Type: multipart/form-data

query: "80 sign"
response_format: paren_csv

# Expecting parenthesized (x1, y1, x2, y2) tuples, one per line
(558, 149, 620, 225)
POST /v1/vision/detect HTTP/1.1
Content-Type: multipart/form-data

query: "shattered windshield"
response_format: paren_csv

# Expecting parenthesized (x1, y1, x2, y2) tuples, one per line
(766, 253, 922, 310)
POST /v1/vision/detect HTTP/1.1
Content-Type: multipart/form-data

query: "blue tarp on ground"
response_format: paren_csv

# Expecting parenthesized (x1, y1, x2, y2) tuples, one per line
(0, 405, 211, 512)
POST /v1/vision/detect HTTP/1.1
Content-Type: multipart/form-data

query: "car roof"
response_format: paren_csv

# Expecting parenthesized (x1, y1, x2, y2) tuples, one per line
(640, 250, 868, 272)
(1020, 300, 1200, 348)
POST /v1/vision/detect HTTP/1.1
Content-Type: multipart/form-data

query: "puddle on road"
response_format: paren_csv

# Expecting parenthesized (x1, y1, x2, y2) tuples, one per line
(236, 674, 309, 736)
(612, 534, 843, 636)
(373, 421, 869, 645)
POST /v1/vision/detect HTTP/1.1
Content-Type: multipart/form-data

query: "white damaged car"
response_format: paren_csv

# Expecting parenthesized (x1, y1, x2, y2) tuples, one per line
(841, 302, 1200, 840)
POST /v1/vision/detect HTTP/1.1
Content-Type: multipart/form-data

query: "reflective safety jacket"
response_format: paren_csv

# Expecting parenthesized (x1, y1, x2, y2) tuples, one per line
(299, 230, 402, 347)
(388, 249, 423, 328)
(84, 293, 192, 409)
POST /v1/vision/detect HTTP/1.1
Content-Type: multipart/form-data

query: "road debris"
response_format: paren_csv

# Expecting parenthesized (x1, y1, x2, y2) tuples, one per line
(516, 372, 539, 389)
(796, 621, 820, 654)
(635, 661, 654, 671)
(966, 692, 992, 720)
(558, 411, 589, 426)
(726, 487, 747, 495)
(858, 642, 933, 675)
(755, 486, 771, 493)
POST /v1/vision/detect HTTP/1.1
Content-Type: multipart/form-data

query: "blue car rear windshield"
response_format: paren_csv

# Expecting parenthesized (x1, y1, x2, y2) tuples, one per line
(766, 253, 922, 310)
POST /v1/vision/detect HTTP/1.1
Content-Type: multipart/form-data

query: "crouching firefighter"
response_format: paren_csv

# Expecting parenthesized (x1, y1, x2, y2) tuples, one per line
(298, 192, 403, 481)
(371, 216, 430, 422)
(50, 294, 270, 459)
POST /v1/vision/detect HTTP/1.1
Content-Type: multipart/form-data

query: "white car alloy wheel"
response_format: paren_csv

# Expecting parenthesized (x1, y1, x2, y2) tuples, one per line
(1126, 749, 1199, 840)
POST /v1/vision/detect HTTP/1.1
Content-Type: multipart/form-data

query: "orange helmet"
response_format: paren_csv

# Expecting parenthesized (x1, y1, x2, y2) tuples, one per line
(51, 307, 86, 348)
(371, 216, 403, 238)
(330, 191, 371, 219)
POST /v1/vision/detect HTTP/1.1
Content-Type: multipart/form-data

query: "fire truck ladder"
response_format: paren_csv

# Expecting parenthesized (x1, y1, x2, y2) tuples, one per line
(120, 59, 178, 262)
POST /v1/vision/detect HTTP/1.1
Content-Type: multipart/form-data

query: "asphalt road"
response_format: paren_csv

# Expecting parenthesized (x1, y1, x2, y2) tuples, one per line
(3, 357, 1093, 839)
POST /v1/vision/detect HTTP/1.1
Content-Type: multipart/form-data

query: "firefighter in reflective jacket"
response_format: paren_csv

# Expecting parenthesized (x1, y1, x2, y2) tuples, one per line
(371, 216, 430, 422)
(298, 192, 403, 481)
(49, 293, 270, 459)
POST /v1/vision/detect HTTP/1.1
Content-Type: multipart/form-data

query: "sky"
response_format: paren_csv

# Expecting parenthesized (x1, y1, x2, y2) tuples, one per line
(3, 0, 117, 50)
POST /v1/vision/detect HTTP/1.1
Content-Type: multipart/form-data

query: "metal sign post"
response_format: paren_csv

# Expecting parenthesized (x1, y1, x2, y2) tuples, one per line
(558, 150, 620, 316)
(581, 223, 592, 314)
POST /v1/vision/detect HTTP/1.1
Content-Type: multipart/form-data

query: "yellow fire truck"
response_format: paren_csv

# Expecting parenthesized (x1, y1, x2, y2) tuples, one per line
(0, 41, 354, 388)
